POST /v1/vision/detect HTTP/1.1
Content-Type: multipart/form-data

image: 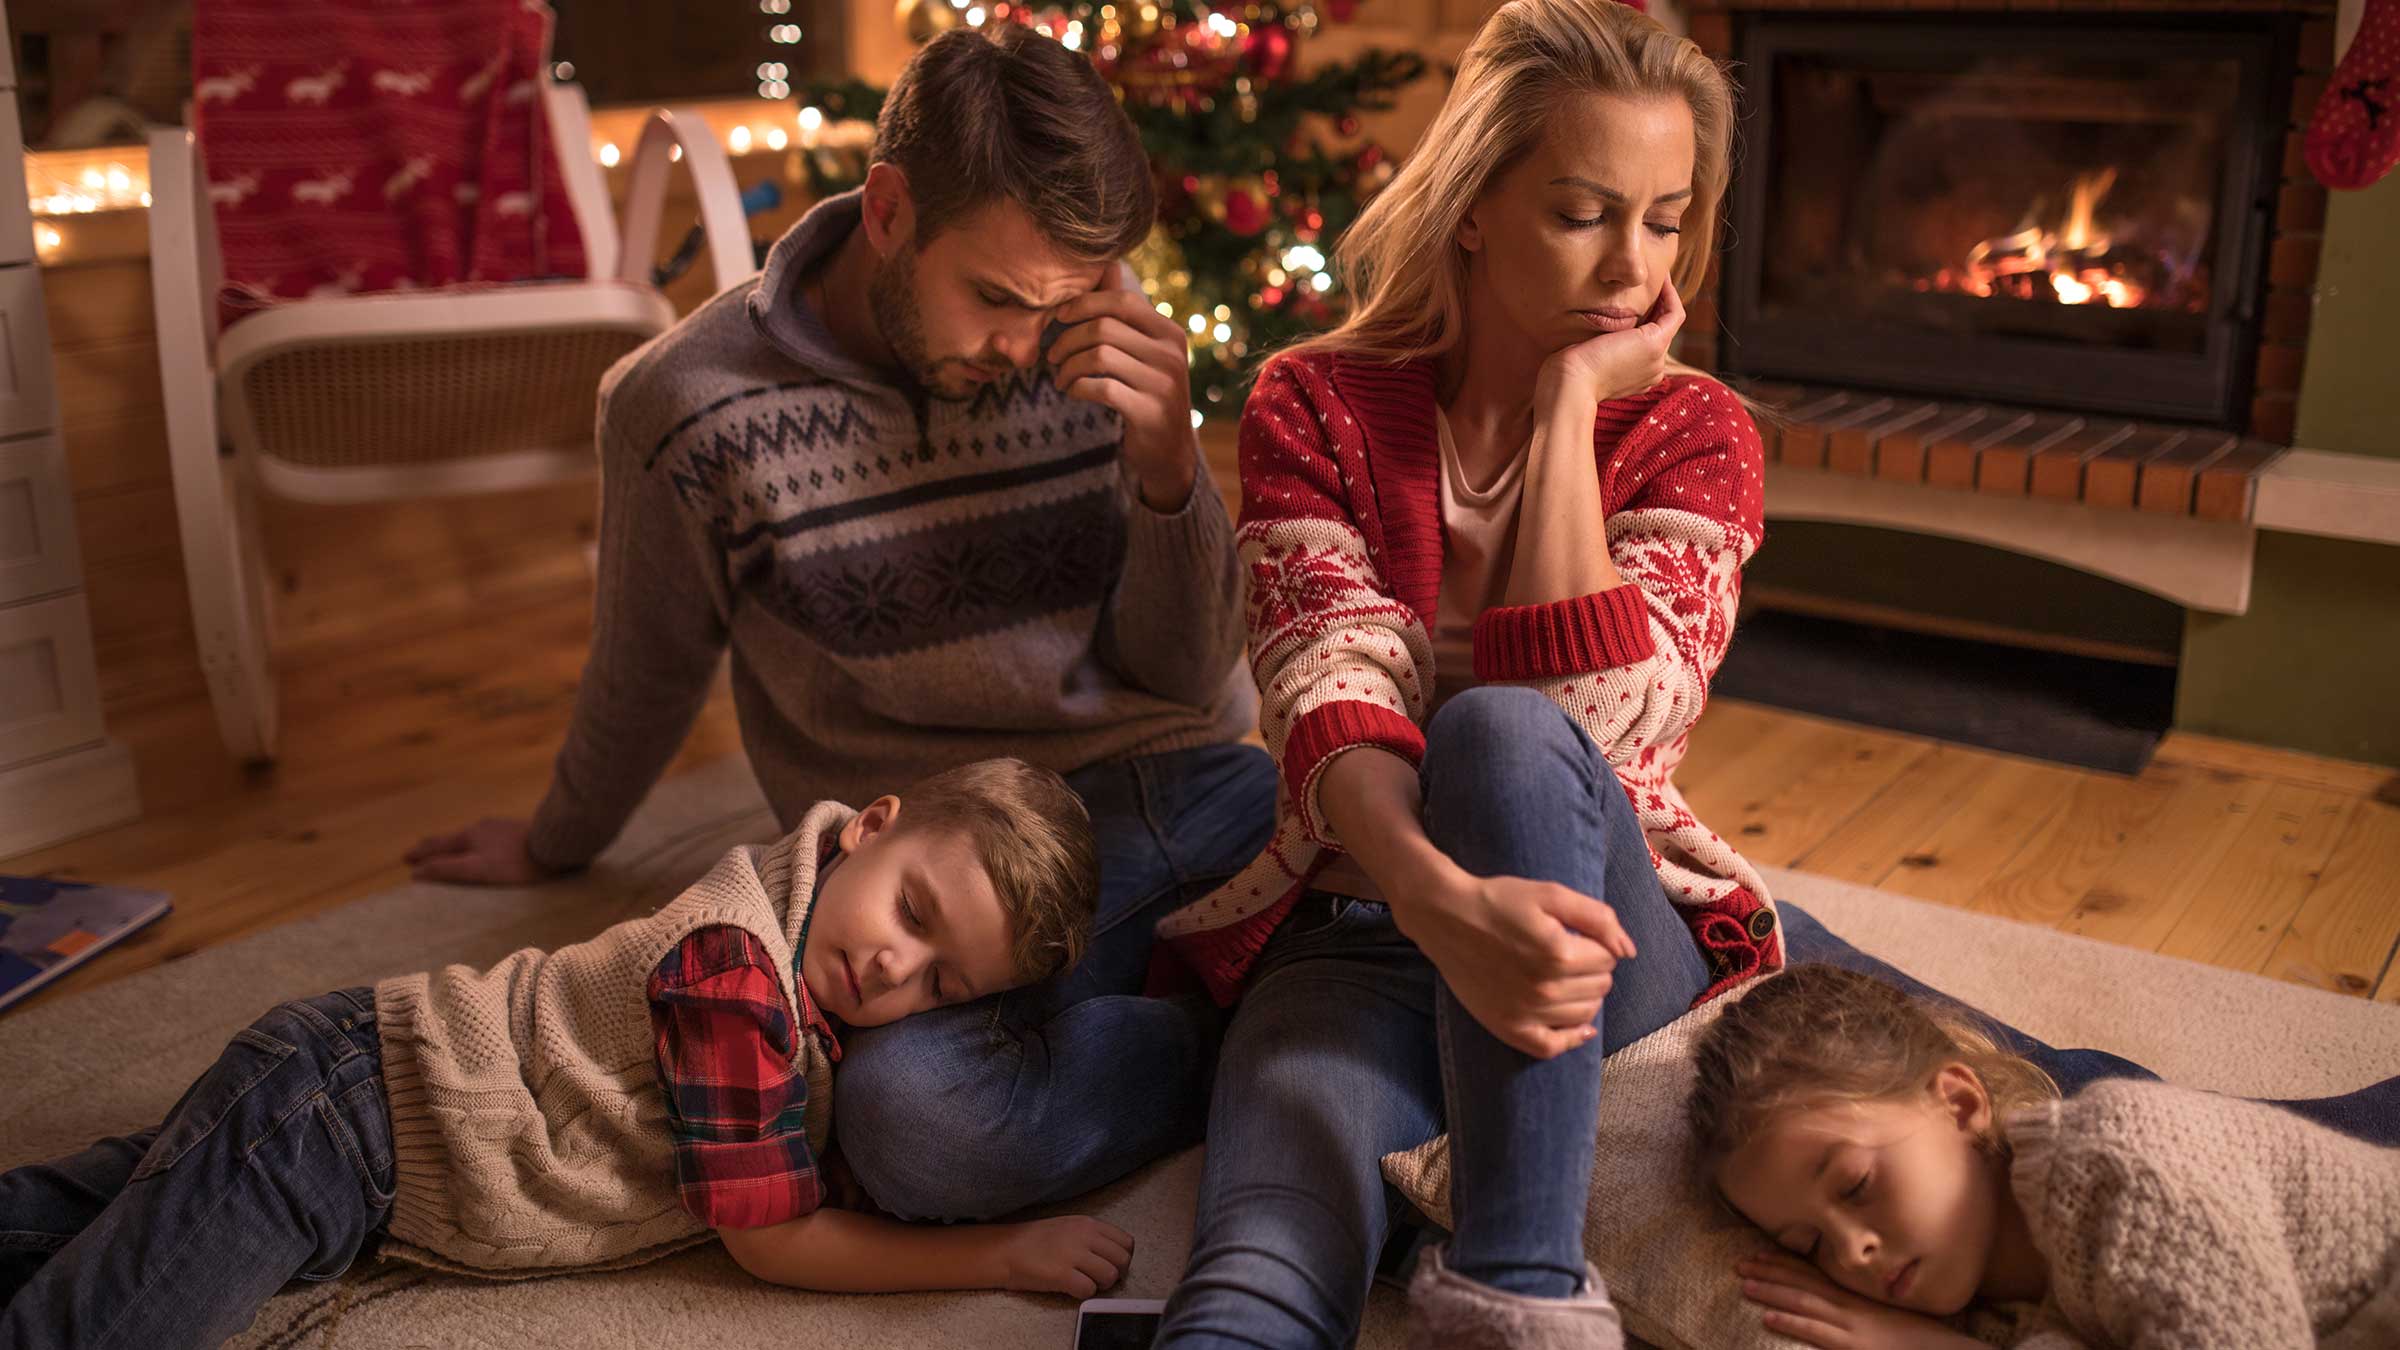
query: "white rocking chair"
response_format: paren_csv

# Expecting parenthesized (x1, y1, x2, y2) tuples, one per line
(148, 84, 756, 763)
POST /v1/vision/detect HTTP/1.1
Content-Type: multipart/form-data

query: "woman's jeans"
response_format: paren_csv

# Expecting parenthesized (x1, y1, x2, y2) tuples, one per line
(1157, 687, 1712, 1349)
(0, 988, 396, 1349)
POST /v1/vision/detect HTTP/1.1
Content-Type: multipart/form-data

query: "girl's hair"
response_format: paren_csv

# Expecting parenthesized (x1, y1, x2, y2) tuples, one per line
(1285, 0, 1737, 368)
(1686, 964, 2061, 1185)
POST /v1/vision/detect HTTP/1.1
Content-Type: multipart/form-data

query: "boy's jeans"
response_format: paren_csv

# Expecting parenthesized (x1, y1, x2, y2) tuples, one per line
(835, 742, 1279, 1219)
(0, 987, 394, 1349)
(1157, 687, 1711, 1348)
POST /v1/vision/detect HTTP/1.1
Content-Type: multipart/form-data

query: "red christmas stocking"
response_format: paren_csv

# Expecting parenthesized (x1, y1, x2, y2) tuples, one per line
(2307, 0, 2400, 190)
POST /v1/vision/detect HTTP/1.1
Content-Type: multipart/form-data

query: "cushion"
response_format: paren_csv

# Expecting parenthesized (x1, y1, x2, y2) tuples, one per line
(1380, 977, 1807, 1350)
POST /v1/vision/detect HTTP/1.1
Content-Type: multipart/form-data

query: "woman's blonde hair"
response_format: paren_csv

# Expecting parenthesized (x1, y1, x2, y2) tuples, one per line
(1288, 0, 1737, 367)
(1685, 964, 2061, 1189)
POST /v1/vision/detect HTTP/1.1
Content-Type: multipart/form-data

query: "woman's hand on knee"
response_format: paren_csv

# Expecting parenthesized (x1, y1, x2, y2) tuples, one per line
(1408, 873, 1638, 1059)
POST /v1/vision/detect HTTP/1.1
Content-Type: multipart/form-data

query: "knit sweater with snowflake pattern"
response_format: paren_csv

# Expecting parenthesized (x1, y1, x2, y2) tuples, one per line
(525, 191, 1255, 871)
(1150, 351, 1782, 1005)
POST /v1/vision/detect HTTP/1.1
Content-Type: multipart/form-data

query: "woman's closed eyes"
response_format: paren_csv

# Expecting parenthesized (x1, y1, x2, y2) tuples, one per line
(1555, 210, 1681, 238)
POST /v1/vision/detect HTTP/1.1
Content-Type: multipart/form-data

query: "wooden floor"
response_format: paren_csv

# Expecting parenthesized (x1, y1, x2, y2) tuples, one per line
(10, 574, 2400, 1015)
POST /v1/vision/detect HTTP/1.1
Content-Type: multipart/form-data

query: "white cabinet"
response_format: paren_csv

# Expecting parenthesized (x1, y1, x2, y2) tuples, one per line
(0, 265, 59, 432)
(0, 98, 28, 269)
(0, 0, 141, 858)
(0, 591, 105, 764)
(0, 432, 79, 604)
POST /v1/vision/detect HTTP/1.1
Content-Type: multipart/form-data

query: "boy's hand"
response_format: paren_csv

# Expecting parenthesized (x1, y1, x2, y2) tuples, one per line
(1736, 1250, 1986, 1350)
(995, 1216, 1135, 1299)
(1048, 266, 1198, 513)
(406, 817, 555, 885)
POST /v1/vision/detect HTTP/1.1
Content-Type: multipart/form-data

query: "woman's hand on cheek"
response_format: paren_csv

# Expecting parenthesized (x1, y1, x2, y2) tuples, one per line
(1534, 276, 1685, 412)
(1735, 1250, 1984, 1350)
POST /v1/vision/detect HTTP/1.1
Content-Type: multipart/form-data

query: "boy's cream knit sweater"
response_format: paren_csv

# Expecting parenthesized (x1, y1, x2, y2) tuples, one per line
(2000, 1078, 2400, 1348)
(372, 802, 851, 1275)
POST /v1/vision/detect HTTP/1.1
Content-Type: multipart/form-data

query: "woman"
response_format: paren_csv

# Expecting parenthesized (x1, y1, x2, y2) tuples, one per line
(1145, 2, 1777, 1346)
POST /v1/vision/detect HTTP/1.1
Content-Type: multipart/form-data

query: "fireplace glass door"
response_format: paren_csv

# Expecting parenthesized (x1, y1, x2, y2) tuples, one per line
(1721, 17, 2292, 426)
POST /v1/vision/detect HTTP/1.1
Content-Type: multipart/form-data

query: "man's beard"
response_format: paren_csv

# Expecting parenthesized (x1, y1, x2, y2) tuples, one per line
(867, 249, 999, 399)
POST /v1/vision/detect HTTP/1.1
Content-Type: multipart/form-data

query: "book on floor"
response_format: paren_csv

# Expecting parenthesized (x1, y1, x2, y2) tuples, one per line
(0, 875, 172, 1013)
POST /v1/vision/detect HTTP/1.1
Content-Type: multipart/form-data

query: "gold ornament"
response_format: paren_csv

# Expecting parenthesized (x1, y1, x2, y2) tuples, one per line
(1127, 226, 1206, 349)
(1189, 175, 1230, 225)
(896, 0, 964, 45)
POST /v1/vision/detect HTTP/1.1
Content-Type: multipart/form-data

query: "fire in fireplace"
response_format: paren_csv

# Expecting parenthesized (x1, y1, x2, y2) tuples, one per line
(1931, 166, 2204, 313)
(1719, 15, 2301, 428)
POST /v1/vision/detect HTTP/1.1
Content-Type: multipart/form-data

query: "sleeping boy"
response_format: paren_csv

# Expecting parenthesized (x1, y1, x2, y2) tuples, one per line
(0, 758, 1133, 1348)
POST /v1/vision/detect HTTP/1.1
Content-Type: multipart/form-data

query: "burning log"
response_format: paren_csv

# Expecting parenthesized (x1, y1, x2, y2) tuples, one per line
(1949, 168, 2151, 307)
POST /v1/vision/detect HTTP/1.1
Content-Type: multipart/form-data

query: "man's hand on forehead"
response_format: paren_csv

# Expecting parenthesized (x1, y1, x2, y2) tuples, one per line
(1046, 268, 1200, 511)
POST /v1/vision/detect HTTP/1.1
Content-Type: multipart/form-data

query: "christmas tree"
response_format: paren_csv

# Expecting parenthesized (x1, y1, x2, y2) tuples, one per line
(799, 1, 1425, 415)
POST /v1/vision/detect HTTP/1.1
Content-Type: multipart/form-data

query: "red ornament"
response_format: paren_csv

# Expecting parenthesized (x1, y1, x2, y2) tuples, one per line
(1243, 25, 1294, 82)
(1357, 144, 1383, 171)
(1116, 25, 1237, 109)
(1325, 0, 1358, 21)
(1223, 187, 1269, 236)
(1337, 114, 1361, 137)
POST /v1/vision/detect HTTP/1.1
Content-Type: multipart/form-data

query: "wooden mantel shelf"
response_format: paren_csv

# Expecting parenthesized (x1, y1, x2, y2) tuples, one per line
(2254, 450, 2400, 548)
(1760, 444, 2399, 618)
(1764, 463, 2261, 615)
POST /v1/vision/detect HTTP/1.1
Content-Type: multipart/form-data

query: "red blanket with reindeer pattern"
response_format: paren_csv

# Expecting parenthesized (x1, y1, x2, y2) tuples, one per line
(192, 0, 587, 324)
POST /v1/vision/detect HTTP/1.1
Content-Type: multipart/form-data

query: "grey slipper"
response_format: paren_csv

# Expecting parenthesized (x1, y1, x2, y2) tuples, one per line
(1407, 1243, 1627, 1350)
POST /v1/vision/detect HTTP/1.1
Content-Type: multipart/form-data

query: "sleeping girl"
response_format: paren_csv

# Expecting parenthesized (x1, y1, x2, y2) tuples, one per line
(1684, 963, 2400, 1349)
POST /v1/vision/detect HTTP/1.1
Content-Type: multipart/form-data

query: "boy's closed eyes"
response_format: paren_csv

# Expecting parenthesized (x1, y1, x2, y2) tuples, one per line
(799, 796, 1026, 1028)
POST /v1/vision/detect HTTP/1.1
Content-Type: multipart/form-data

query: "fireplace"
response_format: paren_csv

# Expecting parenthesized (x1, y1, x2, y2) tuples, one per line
(1717, 14, 2300, 428)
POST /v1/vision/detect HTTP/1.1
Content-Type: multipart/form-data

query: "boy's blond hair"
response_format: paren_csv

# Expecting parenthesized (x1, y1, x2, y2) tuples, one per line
(895, 757, 1098, 985)
(1685, 964, 2061, 1192)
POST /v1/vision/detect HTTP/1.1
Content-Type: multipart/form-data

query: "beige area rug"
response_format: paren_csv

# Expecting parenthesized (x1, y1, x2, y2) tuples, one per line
(5, 753, 2398, 1349)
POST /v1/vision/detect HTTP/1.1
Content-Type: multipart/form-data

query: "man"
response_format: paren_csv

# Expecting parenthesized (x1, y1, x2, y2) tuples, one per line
(406, 24, 1273, 1220)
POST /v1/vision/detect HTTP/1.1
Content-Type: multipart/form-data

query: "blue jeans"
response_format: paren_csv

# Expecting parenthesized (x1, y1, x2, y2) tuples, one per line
(1778, 902, 2400, 1145)
(833, 742, 1280, 1219)
(1157, 687, 1712, 1348)
(0, 988, 395, 1349)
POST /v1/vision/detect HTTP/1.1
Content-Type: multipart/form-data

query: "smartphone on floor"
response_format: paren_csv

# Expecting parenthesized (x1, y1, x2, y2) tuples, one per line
(1073, 1297, 1168, 1349)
